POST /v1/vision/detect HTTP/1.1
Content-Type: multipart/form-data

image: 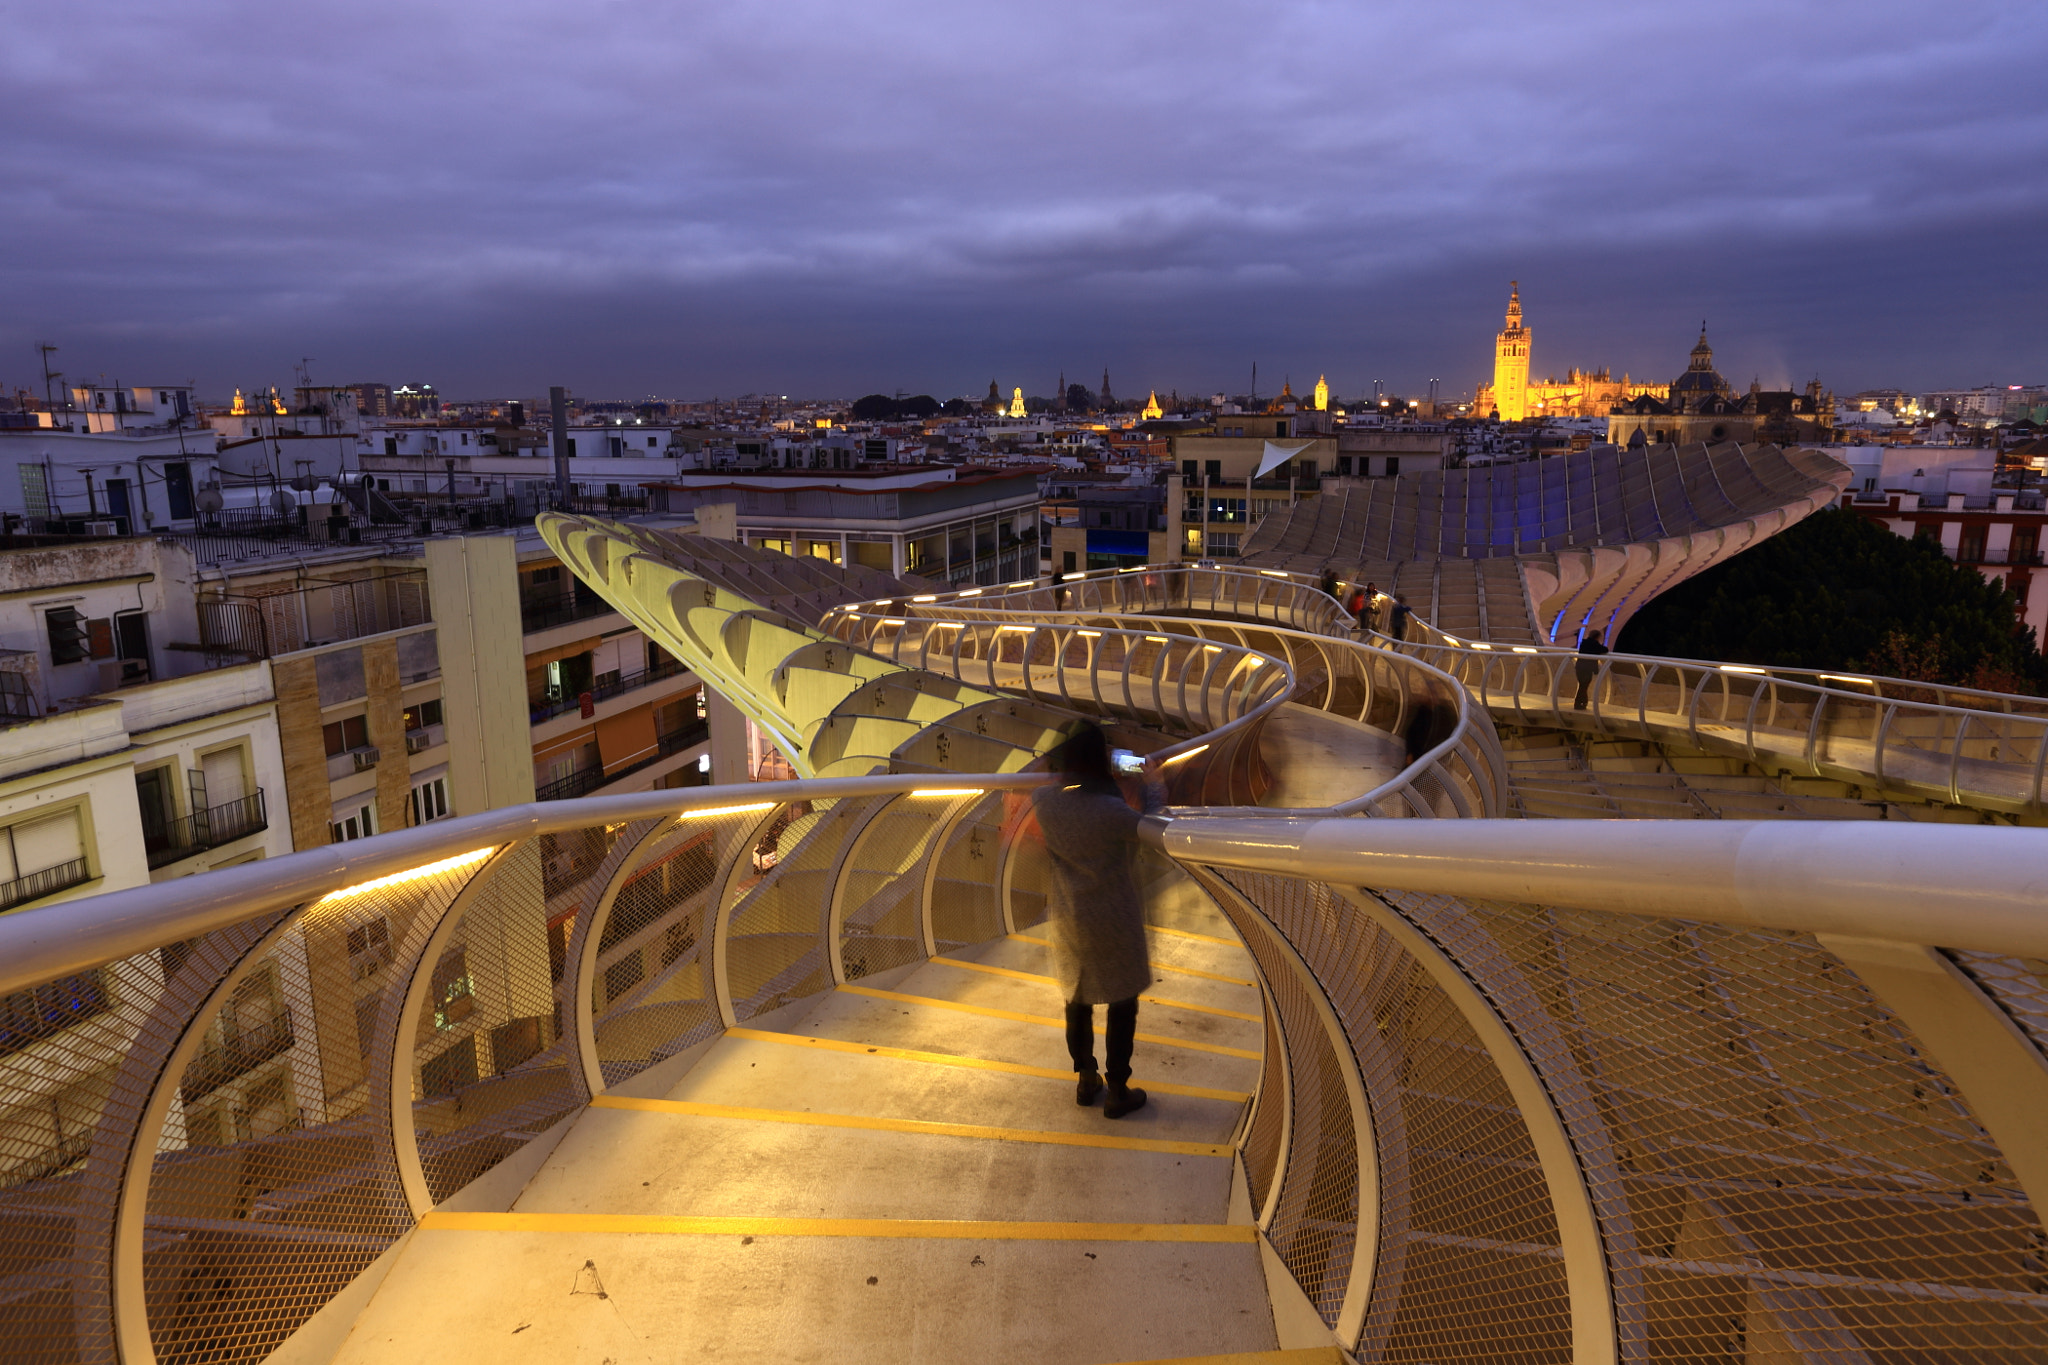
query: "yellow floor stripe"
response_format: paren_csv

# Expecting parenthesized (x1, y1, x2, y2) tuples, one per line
(723, 1028, 1251, 1103)
(842, 985, 1262, 1060)
(930, 957, 1262, 1022)
(588, 1094, 1231, 1158)
(421, 1211, 1256, 1244)
(1007, 934, 1256, 988)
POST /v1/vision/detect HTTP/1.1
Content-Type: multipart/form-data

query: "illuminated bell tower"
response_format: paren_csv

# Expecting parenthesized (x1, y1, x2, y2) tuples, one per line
(1493, 281, 1530, 421)
(1313, 375, 1329, 411)
(1008, 387, 1026, 419)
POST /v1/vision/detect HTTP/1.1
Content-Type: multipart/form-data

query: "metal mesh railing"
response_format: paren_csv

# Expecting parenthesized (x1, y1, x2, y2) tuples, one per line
(1390, 620, 2048, 816)
(0, 775, 1056, 1365)
(826, 568, 1507, 818)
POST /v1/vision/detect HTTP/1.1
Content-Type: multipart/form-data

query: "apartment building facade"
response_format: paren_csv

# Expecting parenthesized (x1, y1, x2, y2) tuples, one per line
(646, 467, 1039, 585)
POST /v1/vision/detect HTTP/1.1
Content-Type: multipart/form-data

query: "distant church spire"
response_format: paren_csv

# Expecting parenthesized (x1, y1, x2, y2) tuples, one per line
(1099, 368, 1114, 408)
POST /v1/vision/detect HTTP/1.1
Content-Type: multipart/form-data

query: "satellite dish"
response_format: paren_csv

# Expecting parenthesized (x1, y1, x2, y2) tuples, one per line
(271, 489, 298, 513)
(194, 488, 225, 513)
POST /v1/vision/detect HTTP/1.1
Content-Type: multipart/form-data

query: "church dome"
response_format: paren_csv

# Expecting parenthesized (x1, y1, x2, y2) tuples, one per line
(1671, 325, 1730, 397)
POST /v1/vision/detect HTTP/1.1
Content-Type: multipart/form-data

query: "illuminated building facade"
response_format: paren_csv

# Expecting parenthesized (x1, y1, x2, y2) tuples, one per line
(1475, 282, 1666, 420)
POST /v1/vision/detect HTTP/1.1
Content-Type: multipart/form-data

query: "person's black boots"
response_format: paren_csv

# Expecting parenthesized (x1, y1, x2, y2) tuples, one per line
(1076, 1070, 1104, 1106)
(1103, 1083, 1147, 1119)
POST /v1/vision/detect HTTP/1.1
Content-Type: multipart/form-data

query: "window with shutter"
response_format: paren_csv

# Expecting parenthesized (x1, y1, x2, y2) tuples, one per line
(12, 811, 83, 876)
(45, 609, 86, 665)
(200, 748, 247, 806)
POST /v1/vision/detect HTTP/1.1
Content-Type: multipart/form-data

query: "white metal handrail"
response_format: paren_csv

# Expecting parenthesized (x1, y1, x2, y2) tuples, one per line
(0, 774, 1051, 999)
(829, 613, 1295, 765)
(1383, 621, 2048, 813)
(830, 580, 1507, 819)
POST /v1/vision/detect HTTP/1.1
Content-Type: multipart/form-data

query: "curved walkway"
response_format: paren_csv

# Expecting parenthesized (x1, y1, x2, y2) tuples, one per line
(320, 915, 1280, 1365)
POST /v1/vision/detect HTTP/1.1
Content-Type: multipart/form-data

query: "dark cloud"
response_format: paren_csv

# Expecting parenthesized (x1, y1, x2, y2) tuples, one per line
(2, 0, 2043, 400)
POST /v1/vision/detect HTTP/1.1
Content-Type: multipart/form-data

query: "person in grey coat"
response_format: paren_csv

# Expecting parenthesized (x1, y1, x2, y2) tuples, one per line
(1030, 723, 1162, 1119)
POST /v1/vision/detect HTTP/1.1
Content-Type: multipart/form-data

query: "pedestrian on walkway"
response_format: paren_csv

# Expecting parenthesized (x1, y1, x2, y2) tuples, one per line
(1031, 723, 1163, 1120)
(1573, 629, 1609, 709)
(1345, 584, 1368, 631)
(1386, 593, 1412, 643)
(1318, 569, 1339, 602)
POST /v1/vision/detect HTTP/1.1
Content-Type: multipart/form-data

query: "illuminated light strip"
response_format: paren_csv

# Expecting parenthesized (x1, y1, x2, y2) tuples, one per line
(929, 621, 963, 630)
(838, 985, 1261, 1059)
(724, 1027, 1251, 1101)
(1720, 665, 1767, 675)
(1077, 630, 1102, 638)
(911, 594, 938, 602)
(998, 624, 1034, 633)
(1160, 744, 1210, 765)
(1005, 936, 1255, 988)
(418, 1211, 1255, 1244)
(679, 802, 777, 821)
(929, 957, 1261, 1021)
(587, 1095, 1231, 1157)
(1148, 923, 1241, 946)
(908, 788, 985, 799)
(881, 618, 905, 626)
(957, 588, 982, 597)
(317, 847, 496, 903)
(1260, 570, 1288, 577)
(1009, 580, 1034, 588)
(1471, 642, 1492, 650)
(1514, 646, 1539, 654)
(1202, 645, 1222, 652)
(1820, 674, 1877, 686)
(1145, 636, 1173, 644)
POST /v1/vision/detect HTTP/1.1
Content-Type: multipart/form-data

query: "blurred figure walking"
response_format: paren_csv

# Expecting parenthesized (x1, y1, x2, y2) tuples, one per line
(1031, 723, 1162, 1119)
(1573, 629, 1609, 709)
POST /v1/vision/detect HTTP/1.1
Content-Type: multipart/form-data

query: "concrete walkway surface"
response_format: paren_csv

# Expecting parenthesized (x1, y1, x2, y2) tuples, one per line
(304, 902, 1313, 1365)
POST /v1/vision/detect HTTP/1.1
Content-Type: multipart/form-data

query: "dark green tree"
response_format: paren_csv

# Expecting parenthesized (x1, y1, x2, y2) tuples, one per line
(1618, 507, 2047, 693)
(1065, 383, 1094, 413)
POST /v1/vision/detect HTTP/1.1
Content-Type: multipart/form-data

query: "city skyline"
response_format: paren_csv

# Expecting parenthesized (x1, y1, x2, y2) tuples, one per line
(3, 1, 2044, 399)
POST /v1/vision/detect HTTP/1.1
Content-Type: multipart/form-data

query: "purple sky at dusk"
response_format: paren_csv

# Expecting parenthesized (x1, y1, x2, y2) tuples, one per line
(3, 0, 2044, 404)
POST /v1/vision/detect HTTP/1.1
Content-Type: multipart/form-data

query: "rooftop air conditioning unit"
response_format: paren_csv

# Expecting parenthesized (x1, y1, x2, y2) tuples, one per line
(352, 747, 380, 772)
(86, 520, 118, 537)
(405, 732, 429, 755)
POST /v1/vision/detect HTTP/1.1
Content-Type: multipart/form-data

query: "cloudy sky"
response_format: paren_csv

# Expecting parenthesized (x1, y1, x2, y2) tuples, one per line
(3, 0, 2044, 403)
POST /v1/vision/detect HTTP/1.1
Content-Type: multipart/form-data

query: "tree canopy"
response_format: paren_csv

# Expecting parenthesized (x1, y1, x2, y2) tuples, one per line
(1617, 507, 2047, 693)
(849, 393, 940, 421)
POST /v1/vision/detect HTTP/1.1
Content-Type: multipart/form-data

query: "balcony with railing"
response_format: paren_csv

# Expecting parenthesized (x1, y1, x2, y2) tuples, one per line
(143, 789, 268, 869)
(519, 588, 618, 635)
(0, 857, 92, 912)
(528, 657, 690, 725)
(179, 1009, 295, 1102)
(534, 720, 710, 800)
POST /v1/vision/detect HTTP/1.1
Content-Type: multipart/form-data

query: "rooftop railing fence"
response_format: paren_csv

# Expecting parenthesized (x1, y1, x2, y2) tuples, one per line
(1386, 613, 2048, 815)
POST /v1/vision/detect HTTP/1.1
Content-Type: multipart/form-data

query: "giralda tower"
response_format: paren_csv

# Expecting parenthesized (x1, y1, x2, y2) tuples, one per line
(1492, 281, 1530, 421)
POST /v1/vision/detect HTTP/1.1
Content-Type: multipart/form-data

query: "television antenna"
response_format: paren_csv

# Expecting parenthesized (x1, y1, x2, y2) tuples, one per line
(35, 343, 59, 410)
